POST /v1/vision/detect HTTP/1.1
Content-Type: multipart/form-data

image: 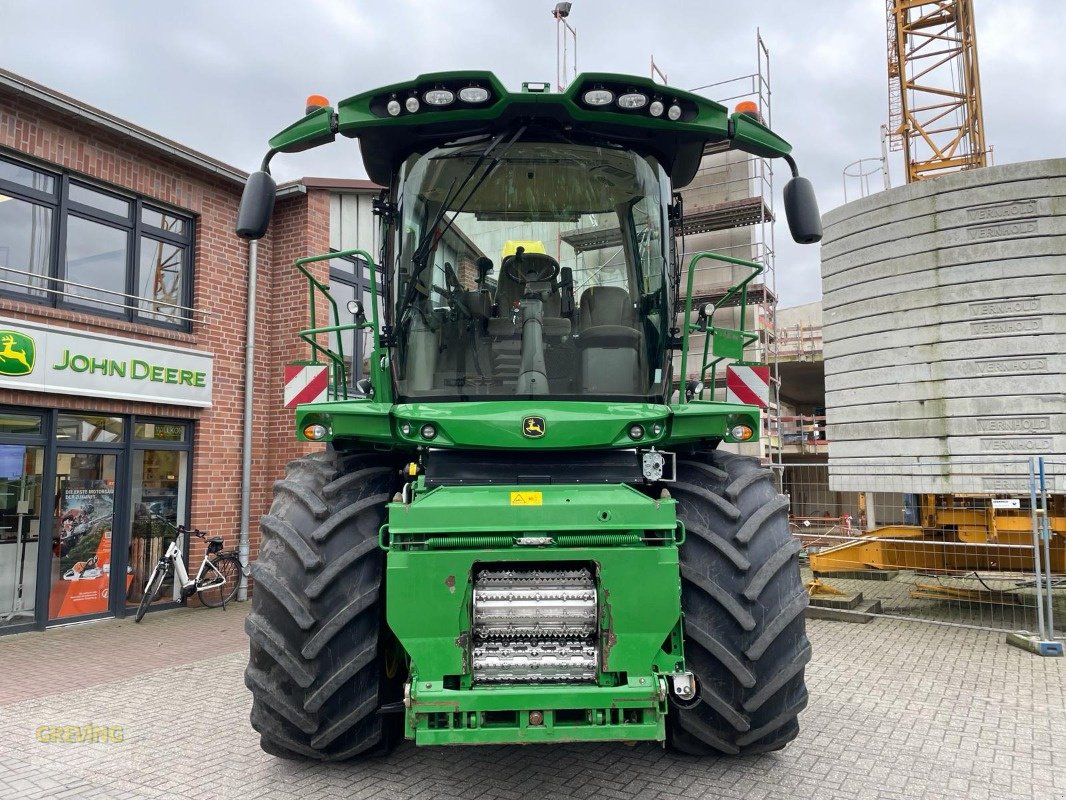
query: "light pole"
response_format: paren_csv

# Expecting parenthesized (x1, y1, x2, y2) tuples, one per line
(553, 2, 577, 92)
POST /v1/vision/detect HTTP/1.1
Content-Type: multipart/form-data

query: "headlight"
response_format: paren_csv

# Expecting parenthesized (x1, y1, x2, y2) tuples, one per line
(667, 104, 682, 121)
(628, 424, 645, 441)
(303, 424, 328, 441)
(730, 424, 754, 441)
(583, 89, 614, 106)
(386, 99, 401, 116)
(649, 100, 664, 117)
(420, 423, 437, 440)
(458, 86, 490, 103)
(617, 92, 648, 109)
(423, 89, 455, 106)
(405, 96, 420, 113)
(400, 422, 412, 436)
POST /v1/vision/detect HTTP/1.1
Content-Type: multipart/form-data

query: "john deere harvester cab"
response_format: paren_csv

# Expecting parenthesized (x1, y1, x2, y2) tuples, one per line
(237, 72, 821, 760)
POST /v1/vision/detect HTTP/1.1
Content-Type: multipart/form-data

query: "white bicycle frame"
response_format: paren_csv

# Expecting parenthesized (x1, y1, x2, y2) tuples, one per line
(157, 528, 227, 598)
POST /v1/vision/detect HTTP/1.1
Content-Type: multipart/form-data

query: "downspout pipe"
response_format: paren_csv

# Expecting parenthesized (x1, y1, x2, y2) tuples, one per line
(238, 238, 258, 601)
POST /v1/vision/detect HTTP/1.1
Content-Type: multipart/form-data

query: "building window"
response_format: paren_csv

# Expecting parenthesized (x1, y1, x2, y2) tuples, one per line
(0, 153, 194, 329)
(329, 253, 383, 387)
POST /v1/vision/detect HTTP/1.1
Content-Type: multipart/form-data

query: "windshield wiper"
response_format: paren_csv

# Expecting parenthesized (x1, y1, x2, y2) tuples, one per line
(397, 126, 527, 325)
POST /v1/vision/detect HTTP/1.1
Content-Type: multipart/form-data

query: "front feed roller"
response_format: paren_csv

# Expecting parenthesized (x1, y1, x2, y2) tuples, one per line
(472, 568, 599, 682)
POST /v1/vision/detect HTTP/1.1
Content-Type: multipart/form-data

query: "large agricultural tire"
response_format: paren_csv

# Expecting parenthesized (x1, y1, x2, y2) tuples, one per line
(245, 449, 404, 761)
(667, 450, 810, 756)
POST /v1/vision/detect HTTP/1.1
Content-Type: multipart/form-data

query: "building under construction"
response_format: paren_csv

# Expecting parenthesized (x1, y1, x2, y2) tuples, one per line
(674, 34, 786, 464)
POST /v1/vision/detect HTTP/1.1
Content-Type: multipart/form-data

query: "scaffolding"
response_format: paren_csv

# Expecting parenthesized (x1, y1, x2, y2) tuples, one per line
(680, 31, 781, 467)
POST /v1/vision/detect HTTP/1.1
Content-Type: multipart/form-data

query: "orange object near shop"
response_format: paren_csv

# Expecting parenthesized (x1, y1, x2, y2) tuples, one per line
(47, 529, 132, 618)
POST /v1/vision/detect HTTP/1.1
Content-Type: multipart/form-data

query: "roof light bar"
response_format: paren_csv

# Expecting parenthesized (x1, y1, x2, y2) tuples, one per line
(583, 89, 614, 106)
(423, 88, 455, 106)
(617, 92, 648, 109)
(459, 86, 490, 103)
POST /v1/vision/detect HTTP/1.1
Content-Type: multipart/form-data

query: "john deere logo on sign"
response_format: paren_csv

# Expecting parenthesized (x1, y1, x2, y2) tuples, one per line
(523, 416, 545, 438)
(0, 331, 35, 376)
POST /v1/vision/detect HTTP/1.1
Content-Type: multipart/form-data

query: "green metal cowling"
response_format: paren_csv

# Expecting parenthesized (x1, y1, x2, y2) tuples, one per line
(267, 71, 792, 187)
(296, 398, 761, 448)
(387, 543, 682, 746)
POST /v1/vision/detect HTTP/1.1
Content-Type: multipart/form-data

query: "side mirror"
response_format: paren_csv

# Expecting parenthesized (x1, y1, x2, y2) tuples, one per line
(236, 171, 277, 240)
(783, 177, 822, 244)
(355, 378, 373, 397)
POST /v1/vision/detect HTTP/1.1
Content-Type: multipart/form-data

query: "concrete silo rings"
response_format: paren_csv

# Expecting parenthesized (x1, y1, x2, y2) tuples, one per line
(820, 158, 1065, 494)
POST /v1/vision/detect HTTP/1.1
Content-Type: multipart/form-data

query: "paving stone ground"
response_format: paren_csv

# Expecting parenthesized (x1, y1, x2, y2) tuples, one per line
(0, 603, 1063, 800)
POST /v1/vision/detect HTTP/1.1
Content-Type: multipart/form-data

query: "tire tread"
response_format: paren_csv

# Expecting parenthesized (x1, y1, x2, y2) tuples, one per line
(668, 449, 810, 757)
(245, 451, 400, 761)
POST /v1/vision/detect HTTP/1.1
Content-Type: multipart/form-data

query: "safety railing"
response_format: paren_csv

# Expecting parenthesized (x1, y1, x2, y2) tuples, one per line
(678, 251, 762, 402)
(776, 322, 823, 360)
(784, 458, 1064, 644)
(293, 248, 381, 401)
(0, 264, 215, 326)
(779, 416, 828, 450)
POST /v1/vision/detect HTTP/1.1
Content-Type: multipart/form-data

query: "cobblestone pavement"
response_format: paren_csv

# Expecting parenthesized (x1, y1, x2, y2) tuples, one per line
(1, 605, 1063, 800)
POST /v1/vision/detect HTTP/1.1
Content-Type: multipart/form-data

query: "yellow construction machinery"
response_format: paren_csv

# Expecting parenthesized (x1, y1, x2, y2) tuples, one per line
(809, 494, 1065, 575)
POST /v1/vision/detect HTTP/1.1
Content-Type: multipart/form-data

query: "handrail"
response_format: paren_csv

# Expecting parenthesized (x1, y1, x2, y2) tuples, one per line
(293, 248, 382, 401)
(0, 265, 215, 324)
(678, 251, 763, 402)
(780, 416, 829, 446)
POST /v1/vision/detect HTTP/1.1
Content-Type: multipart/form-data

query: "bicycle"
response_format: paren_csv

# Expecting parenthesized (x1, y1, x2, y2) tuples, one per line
(134, 515, 244, 622)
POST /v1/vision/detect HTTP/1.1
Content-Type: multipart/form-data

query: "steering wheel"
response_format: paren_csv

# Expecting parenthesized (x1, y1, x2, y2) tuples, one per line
(505, 250, 560, 285)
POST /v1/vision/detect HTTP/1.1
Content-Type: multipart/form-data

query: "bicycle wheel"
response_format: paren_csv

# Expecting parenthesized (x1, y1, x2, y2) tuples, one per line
(135, 562, 167, 623)
(198, 555, 242, 608)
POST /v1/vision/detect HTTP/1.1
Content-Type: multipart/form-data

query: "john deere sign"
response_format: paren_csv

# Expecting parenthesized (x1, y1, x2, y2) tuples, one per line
(0, 331, 35, 376)
(0, 317, 213, 407)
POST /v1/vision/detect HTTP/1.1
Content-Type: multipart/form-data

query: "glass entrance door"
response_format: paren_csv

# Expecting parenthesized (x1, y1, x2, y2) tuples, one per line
(0, 445, 45, 629)
(48, 451, 120, 621)
(127, 448, 188, 612)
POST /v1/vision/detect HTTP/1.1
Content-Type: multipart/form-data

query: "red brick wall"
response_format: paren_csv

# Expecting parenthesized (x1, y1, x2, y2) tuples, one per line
(0, 86, 326, 595)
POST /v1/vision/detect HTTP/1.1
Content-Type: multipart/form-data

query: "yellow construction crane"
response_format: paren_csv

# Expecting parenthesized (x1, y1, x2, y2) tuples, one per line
(887, 0, 989, 182)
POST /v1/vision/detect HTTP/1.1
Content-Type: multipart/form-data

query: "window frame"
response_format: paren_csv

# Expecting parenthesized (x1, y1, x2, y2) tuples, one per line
(0, 151, 195, 331)
(329, 251, 383, 388)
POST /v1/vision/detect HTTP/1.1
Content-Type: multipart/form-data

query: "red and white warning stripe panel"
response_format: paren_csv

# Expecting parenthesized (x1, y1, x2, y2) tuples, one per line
(283, 365, 329, 408)
(725, 365, 769, 408)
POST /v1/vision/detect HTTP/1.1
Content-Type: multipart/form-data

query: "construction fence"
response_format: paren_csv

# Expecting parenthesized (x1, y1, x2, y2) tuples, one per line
(780, 458, 1064, 641)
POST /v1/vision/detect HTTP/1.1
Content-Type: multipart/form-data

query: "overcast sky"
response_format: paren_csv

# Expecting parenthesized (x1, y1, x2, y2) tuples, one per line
(1, 0, 1062, 306)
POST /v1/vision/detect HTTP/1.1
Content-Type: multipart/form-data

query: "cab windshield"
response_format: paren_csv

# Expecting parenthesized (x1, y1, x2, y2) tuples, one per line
(392, 139, 670, 401)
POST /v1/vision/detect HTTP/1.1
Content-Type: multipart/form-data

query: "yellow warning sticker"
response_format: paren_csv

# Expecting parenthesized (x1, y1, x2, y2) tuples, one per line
(510, 491, 543, 506)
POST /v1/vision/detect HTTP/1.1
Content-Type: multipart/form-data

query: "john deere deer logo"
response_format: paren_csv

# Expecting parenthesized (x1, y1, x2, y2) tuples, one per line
(0, 331, 35, 377)
(522, 416, 545, 438)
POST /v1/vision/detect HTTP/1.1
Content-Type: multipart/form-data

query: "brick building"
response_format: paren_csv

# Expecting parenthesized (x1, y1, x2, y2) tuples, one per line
(0, 68, 379, 633)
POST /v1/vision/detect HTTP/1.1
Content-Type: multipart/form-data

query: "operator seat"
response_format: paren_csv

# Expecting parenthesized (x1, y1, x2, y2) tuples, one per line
(575, 285, 643, 394)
